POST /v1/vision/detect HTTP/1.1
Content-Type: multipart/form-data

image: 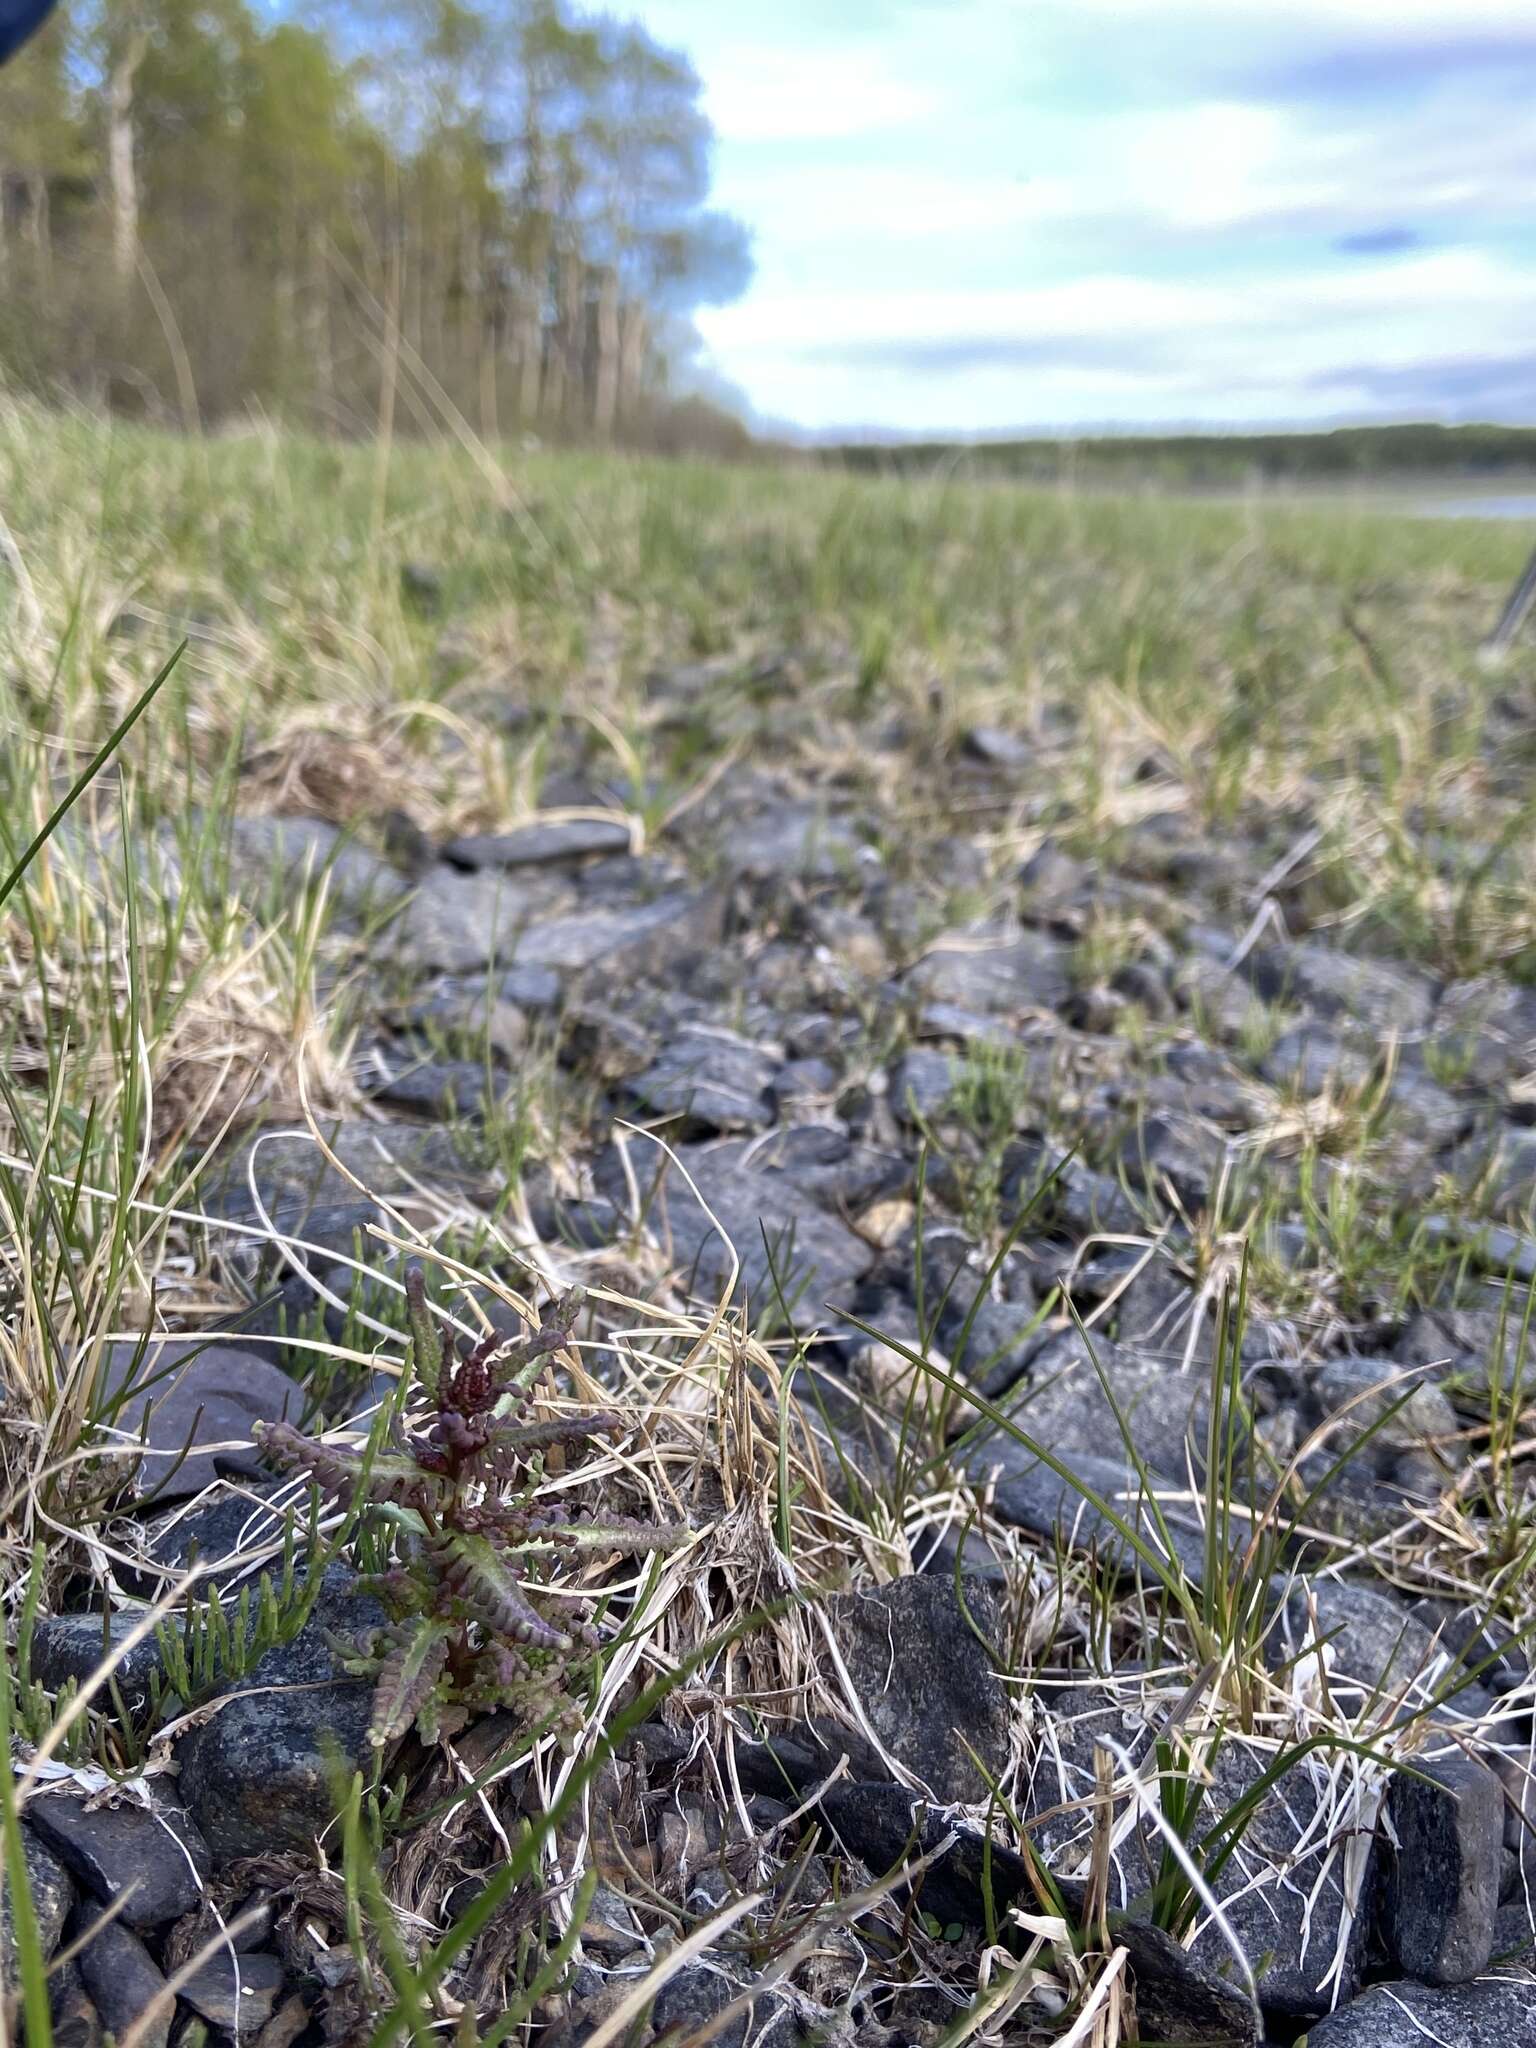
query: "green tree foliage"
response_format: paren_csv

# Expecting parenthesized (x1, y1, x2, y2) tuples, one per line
(0, 0, 752, 443)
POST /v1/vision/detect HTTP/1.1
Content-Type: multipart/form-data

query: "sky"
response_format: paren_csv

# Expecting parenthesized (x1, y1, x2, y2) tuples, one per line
(634, 0, 1536, 437)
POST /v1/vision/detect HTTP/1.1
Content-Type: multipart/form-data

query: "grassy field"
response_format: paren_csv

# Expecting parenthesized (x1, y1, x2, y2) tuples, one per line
(4, 397, 1536, 2044)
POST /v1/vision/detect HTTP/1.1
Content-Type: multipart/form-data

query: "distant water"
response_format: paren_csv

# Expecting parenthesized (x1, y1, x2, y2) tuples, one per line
(1417, 493, 1536, 521)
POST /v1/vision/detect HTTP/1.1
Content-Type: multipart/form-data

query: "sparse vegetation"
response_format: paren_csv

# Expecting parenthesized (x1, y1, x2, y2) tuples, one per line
(4, 397, 1536, 2044)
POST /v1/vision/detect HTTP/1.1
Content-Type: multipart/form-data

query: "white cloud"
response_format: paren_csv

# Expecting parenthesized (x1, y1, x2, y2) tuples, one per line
(695, 43, 938, 144)
(633, 0, 1536, 431)
(697, 250, 1536, 432)
(1076, 0, 1529, 25)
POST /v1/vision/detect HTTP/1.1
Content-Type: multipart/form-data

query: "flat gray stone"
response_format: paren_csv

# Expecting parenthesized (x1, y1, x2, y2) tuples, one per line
(725, 805, 872, 883)
(1305, 1976, 1536, 2048)
(1448, 1124, 1536, 1221)
(1271, 1580, 1495, 1723)
(394, 865, 574, 972)
(176, 1950, 286, 2030)
(76, 1918, 170, 2048)
(225, 815, 407, 922)
(442, 817, 631, 868)
(1246, 942, 1437, 1040)
(983, 1330, 1214, 1486)
(200, 1119, 479, 1237)
(593, 1136, 874, 1326)
(94, 1340, 301, 1501)
(509, 889, 725, 978)
(28, 1786, 210, 1930)
(628, 1023, 780, 1132)
(962, 1445, 1225, 1590)
(1312, 1357, 1464, 1474)
(821, 1576, 1010, 1802)
(904, 926, 1070, 1015)
(29, 1611, 176, 1714)
(889, 1047, 964, 1123)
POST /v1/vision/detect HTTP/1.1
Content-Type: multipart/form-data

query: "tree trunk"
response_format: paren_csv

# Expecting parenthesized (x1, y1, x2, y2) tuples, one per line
(514, 295, 542, 423)
(107, 31, 147, 298)
(592, 266, 619, 440)
(479, 312, 499, 442)
(306, 222, 334, 430)
(617, 299, 647, 428)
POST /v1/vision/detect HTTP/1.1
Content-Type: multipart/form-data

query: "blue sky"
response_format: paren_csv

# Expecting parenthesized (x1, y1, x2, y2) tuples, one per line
(634, 0, 1536, 436)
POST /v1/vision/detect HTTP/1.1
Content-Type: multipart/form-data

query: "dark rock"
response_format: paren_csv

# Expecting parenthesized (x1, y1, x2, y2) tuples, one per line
(816, 1781, 1035, 1931)
(733, 1124, 906, 1212)
(1311, 1357, 1463, 1475)
(144, 1479, 300, 1591)
(1449, 1123, 1536, 1221)
(48, 1960, 102, 2048)
(982, 1330, 1216, 1487)
(1246, 942, 1436, 1040)
(380, 808, 435, 877)
(28, 1612, 175, 1714)
(201, 1120, 477, 1234)
(224, 816, 406, 923)
(820, 1576, 1010, 1801)
(394, 864, 574, 973)
(1108, 1918, 1261, 2047)
(627, 1023, 780, 1132)
(1399, 1307, 1530, 1402)
(946, 1295, 1047, 1394)
(1020, 1688, 1370, 2018)
(442, 817, 632, 869)
(1110, 956, 1174, 1020)
(963, 1444, 1223, 1590)
(1304, 1976, 1536, 2047)
(1018, 837, 1087, 908)
(724, 803, 873, 884)
(647, 1961, 798, 2048)
(914, 1524, 1012, 1585)
(999, 1138, 1142, 1236)
(1493, 1899, 1536, 1964)
(3, 1826, 74, 1979)
(509, 889, 725, 979)
(593, 1136, 874, 1325)
(75, 1917, 170, 2048)
(1432, 975, 1536, 1090)
(904, 926, 1071, 1015)
(1261, 1025, 1373, 1097)
(92, 1340, 301, 1502)
(1120, 1111, 1228, 1212)
(1383, 1750, 1503, 1983)
(1437, 1216, 1536, 1286)
(358, 1045, 489, 1119)
(1176, 953, 1279, 1043)
(580, 851, 690, 903)
(889, 1047, 963, 1123)
(175, 1950, 286, 2031)
(535, 1194, 623, 1252)
(1271, 1580, 1495, 1723)
(489, 961, 564, 1010)
(769, 1056, 840, 1108)
(1387, 1068, 1470, 1150)
(28, 1786, 210, 1930)
(175, 1569, 385, 1863)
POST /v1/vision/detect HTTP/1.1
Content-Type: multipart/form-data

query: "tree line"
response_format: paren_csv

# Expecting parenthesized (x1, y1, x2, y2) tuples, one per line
(825, 423, 1536, 487)
(0, 0, 753, 446)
